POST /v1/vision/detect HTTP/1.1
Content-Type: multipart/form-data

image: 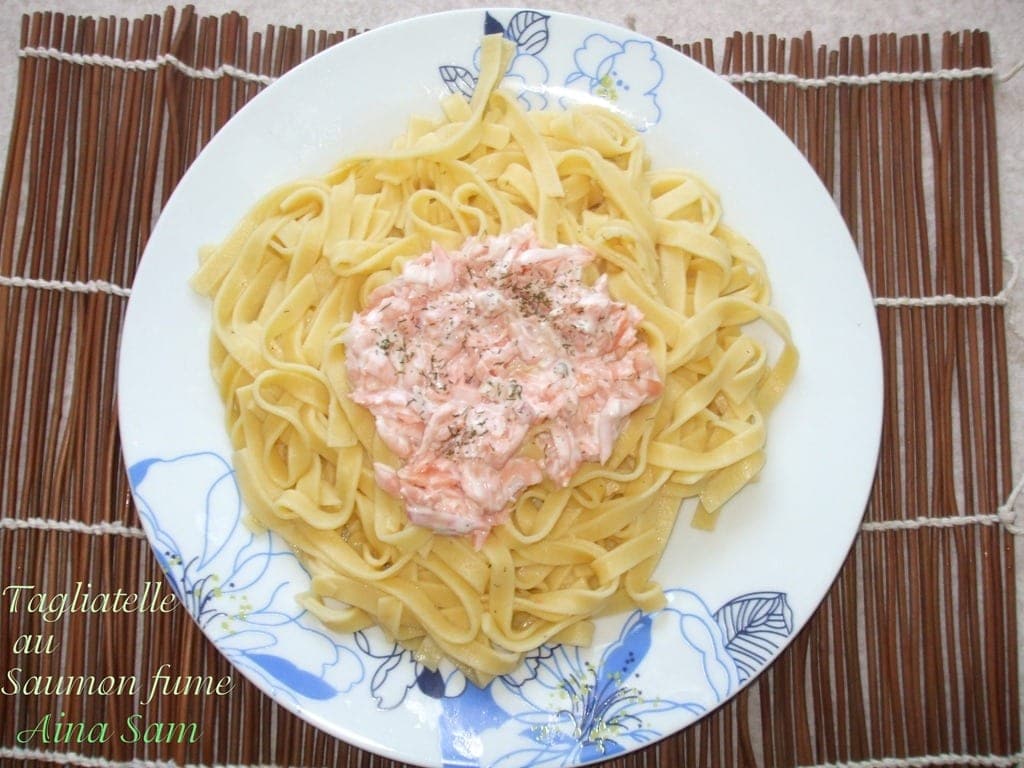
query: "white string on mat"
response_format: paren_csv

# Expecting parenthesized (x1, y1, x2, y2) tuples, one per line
(0, 516, 146, 539)
(853, 471, 1024, 535)
(1000, 56, 1024, 83)
(18, 48, 276, 87)
(865, 473, 1024, 535)
(724, 67, 997, 88)
(16, 45, 1024, 89)
(725, 56, 1023, 88)
(0, 274, 132, 297)
(794, 751, 1024, 768)
(874, 254, 1019, 308)
(0, 747, 292, 768)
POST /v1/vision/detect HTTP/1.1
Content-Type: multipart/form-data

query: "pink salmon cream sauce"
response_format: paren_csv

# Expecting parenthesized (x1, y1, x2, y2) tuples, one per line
(343, 225, 664, 547)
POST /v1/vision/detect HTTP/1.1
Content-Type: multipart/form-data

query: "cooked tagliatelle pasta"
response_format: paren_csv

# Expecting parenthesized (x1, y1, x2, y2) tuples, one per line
(191, 35, 797, 686)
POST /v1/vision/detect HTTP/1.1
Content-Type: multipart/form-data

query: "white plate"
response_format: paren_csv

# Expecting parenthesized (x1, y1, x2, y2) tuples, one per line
(118, 9, 882, 767)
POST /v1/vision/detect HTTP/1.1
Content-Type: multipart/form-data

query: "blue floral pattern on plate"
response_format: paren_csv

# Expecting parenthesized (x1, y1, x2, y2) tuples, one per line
(439, 10, 664, 129)
(565, 34, 664, 127)
(130, 450, 794, 767)
(129, 452, 364, 706)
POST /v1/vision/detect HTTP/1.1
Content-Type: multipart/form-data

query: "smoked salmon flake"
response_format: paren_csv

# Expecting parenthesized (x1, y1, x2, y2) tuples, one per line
(343, 225, 663, 544)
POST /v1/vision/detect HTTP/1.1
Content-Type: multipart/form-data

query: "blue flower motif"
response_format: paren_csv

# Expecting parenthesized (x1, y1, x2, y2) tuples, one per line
(354, 630, 510, 766)
(440, 10, 552, 111)
(130, 451, 795, 766)
(566, 34, 665, 128)
(129, 452, 365, 705)
(481, 590, 736, 766)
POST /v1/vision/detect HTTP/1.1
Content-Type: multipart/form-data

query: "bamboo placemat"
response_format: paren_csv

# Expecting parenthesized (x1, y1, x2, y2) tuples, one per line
(0, 6, 1020, 767)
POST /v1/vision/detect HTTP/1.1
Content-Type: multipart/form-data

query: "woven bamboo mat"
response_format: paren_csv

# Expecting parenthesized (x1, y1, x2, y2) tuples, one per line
(0, 6, 1020, 767)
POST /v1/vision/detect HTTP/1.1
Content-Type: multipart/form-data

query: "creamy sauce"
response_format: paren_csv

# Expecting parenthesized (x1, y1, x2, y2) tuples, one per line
(344, 225, 663, 544)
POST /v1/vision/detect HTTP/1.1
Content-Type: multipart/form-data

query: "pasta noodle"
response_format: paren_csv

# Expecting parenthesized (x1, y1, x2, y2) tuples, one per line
(191, 35, 797, 685)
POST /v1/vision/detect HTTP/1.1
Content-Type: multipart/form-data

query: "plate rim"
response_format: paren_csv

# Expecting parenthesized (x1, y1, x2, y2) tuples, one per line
(116, 7, 884, 767)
